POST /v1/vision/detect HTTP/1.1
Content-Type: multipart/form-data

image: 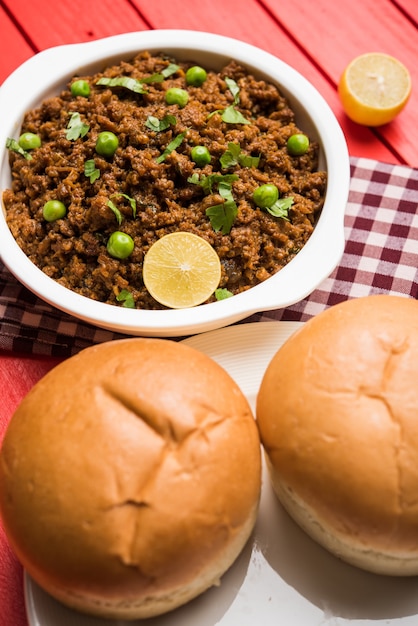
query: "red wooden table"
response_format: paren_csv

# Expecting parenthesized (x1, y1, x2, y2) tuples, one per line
(1, 1, 417, 624)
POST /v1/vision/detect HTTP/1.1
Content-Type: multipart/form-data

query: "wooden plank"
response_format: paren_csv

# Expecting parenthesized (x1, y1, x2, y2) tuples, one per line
(0, 7, 34, 83)
(0, 354, 59, 425)
(394, 0, 418, 24)
(130, 0, 400, 164)
(0, 354, 51, 622)
(0, 527, 26, 626)
(262, 0, 418, 166)
(2, 0, 403, 163)
(1, 0, 149, 49)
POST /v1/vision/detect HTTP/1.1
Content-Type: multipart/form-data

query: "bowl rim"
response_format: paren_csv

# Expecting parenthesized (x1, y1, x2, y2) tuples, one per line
(0, 29, 350, 337)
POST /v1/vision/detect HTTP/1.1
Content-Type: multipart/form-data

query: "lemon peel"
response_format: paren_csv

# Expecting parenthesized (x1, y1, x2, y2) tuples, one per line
(338, 53, 411, 126)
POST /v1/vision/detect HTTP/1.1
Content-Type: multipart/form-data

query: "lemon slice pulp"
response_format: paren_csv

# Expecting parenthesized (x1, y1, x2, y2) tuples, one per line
(143, 231, 222, 309)
(338, 52, 411, 126)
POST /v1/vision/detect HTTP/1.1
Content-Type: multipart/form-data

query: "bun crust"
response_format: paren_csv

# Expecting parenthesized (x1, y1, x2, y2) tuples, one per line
(256, 295, 418, 575)
(0, 338, 261, 618)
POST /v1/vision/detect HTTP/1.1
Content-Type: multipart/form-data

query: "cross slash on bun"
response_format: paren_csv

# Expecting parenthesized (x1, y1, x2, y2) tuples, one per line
(0, 338, 261, 619)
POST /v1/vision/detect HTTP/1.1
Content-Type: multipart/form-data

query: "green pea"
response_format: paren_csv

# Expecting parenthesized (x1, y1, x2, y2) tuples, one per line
(42, 200, 67, 222)
(186, 66, 207, 87)
(95, 131, 119, 157)
(191, 145, 211, 166)
(70, 79, 91, 97)
(165, 87, 189, 108)
(18, 132, 41, 150)
(287, 133, 310, 156)
(253, 184, 279, 209)
(107, 231, 134, 259)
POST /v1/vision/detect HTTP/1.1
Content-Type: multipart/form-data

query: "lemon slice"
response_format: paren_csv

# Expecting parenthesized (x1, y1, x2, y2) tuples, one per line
(143, 232, 222, 308)
(338, 52, 411, 126)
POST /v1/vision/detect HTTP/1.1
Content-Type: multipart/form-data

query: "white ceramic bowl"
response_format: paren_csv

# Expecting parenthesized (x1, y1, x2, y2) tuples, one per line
(0, 30, 350, 337)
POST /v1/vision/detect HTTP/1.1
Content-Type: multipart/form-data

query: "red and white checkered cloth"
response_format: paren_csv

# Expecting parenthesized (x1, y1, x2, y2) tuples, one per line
(1, 157, 417, 356)
(254, 156, 418, 322)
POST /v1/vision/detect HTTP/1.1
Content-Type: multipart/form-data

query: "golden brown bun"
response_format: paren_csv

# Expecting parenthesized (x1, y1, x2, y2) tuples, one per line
(256, 295, 418, 576)
(0, 338, 261, 619)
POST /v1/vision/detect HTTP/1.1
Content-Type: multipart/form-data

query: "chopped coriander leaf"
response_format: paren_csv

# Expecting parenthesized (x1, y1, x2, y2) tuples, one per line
(187, 173, 200, 185)
(206, 180, 238, 234)
(145, 116, 160, 132)
(206, 197, 238, 235)
(110, 193, 137, 218)
(84, 159, 100, 183)
(187, 173, 238, 194)
(218, 180, 236, 202)
(106, 199, 123, 225)
(96, 76, 148, 94)
(140, 73, 165, 84)
(116, 289, 135, 308)
(207, 77, 250, 125)
(161, 63, 180, 78)
(155, 131, 187, 164)
(205, 174, 239, 194)
(221, 105, 250, 125)
(225, 77, 240, 104)
(189, 172, 240, 233)
(215, 287, 234, 300)
(141, 64, 181, 83)
(220, 143, 260, 168)
(239, 153, 260, 168)
(5, 137, 32, 160)
(207, 106, 250, 124)
(265, 196, 294, 220)
(220, 142, 241, 168)
(66, 112, 89, 140)
(97, 66, 179, 92)
(207, 108, 222, 120)
(145, 114, 177, 132)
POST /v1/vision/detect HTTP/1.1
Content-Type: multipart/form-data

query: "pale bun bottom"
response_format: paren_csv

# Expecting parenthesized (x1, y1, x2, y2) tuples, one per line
(256, 295, 418, 577)
(267, 460, 418, 577)
(40, 504, 258, 620)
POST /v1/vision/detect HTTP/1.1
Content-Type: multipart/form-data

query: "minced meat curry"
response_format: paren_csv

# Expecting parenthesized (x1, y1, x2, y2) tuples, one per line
(3, 51, 327, 310)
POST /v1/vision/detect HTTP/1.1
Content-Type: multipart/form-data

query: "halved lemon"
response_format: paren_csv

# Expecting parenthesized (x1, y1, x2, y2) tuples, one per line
(338, 52, 411, 126)
(143, 231, 222, 308)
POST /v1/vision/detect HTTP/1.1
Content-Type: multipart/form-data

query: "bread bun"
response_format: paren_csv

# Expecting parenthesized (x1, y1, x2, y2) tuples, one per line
(256, 295, 418, 576)
(0, 338, 261, 619)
